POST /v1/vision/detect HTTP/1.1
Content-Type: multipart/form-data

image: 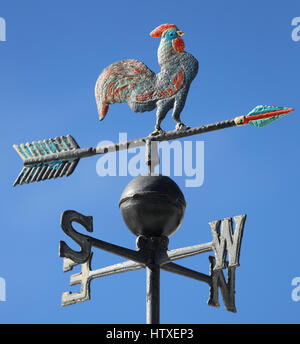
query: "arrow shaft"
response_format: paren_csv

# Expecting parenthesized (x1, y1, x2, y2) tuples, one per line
(13, 105, 293, 186)
(95, 118, 237, 153)
(23, 118, 237, 166)
(23, 147, 96, 166)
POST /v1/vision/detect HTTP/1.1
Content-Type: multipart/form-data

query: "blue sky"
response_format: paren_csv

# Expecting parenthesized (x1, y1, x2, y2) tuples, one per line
(0, 0, 299, 324)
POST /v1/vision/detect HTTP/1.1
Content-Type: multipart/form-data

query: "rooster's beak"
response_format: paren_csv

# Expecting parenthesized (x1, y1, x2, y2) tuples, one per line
(177, 30, 184, 37)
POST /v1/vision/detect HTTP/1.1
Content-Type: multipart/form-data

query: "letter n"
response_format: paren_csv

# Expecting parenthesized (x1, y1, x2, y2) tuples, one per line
(207, 256, 236, 312)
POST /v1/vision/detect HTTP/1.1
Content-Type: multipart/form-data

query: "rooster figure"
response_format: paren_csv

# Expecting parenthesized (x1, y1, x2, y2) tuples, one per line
(95, 24, 198, 135)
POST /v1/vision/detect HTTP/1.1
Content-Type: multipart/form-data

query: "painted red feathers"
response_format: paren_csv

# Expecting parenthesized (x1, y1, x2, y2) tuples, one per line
(95, 24, 198, 134)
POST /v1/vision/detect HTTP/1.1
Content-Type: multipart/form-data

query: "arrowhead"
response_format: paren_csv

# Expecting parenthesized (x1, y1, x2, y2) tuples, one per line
(246, 105, 294, 127)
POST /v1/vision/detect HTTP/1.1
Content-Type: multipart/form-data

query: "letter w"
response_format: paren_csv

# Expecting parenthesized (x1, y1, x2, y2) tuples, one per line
(209, 215, 246, 270)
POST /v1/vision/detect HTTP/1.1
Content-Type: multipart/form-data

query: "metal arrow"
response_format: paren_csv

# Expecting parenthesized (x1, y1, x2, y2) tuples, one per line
(13, 105, 293, 186)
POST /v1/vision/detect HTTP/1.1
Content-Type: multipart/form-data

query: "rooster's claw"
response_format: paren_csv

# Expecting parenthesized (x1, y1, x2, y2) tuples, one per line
(150, 128, 165, 136)
(176, 123, 190, 131)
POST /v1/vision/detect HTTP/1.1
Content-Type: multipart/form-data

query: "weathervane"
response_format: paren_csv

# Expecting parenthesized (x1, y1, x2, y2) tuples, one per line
(13, 23, 293, 324)
(59, 200, 246, 323)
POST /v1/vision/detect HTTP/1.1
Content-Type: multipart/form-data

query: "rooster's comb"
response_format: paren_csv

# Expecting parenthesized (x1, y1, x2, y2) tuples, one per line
(150, 24, 178, 38)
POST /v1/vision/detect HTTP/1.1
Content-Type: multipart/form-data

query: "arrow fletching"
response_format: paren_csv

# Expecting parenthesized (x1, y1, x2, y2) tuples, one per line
(13, 135, 80, 186)
(244, 105, 294, 127)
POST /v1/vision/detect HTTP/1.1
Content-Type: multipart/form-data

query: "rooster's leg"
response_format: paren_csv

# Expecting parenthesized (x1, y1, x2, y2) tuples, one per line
(150, 103, 169, 136)
(172, 96, 190, 131)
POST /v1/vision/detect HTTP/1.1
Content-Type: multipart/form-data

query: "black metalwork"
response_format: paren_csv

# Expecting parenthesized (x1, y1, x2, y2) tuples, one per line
(12, 101, 274, 323)
(119, 175, 186, 237)
(59, 176, 247, 324)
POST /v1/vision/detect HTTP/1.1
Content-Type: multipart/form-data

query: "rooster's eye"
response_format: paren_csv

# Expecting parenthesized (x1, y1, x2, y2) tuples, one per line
(166, 31, 177, 40)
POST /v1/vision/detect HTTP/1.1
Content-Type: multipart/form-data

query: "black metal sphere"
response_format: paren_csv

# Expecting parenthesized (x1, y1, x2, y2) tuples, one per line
(119, 175, 186, 237)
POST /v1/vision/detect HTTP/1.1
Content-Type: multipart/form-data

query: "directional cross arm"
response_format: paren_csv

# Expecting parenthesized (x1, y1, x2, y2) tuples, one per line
(89, 260, 144, 279)
(88, 236, 146, 265)
(61, 233, 146, 265)
(165, 241, 213, 263)
(60, 212, 247, 316)
(59, 210, 147, 265)
(162, 262, 211, 285)
(62, 257, 144, 306)
(61, 236, 215, 307)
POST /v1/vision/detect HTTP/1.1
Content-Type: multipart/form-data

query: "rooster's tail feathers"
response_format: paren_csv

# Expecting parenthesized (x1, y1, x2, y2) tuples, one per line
(95, 59, 155, 120)
(98, 103, 109, 121)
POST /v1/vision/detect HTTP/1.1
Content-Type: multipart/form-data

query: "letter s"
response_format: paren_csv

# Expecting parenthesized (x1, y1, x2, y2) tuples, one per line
(59, 210, 93, 263)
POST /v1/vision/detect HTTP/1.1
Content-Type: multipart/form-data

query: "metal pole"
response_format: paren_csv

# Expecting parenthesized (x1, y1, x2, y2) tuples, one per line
(146, 264, 160, 324)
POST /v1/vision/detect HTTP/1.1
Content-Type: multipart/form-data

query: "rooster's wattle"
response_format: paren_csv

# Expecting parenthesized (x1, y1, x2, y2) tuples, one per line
(95, 24, 198, 135)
